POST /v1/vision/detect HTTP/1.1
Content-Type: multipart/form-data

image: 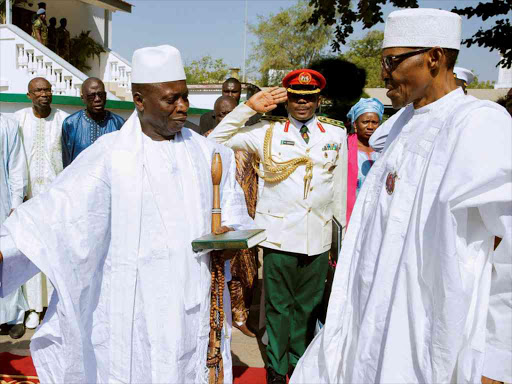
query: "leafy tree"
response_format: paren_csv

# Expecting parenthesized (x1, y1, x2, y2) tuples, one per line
(341, 31, 493, 89)
(184, 56, 229, 84)
(306, 0, 511, 68)
(249, 0, 332, 86)
(341, 30, 384, 88)
(467, 76, 495, 89)
(69, 31, 105, 73)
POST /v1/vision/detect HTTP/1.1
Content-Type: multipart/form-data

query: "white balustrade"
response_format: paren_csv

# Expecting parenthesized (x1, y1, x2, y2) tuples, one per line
(17, 45, 28, 68)
(64, 76, 73, 96)
(6, 28, 128, 99)
(36, 57, 45, 76)
(53, 70, 63, 94)
(27, 51, 35, 73)
(119, 66, 127, 88)
(112, 61, 119, 82)
(48, 65, 57, 86)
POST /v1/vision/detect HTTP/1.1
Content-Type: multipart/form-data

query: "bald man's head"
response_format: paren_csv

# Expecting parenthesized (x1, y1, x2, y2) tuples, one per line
(222, 78, 242, 103)
(214, 95, 237, 125)
(27, 77, 52, 109)
(81, 77, 107, 116)
(82, 77, 104, 93)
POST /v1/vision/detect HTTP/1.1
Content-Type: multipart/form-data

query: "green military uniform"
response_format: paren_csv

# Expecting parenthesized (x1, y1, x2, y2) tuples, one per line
(32, 18, 48, 46)
(47, 25, 57, 52)
(56, 27, 70, 61)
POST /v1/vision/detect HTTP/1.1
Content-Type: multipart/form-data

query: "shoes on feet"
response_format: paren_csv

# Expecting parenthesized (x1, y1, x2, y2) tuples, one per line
(0, 323, 9, 335)
(266, 367, 286, 384)
(8, 323, 25, 339)
(25, 311, 40, 329)
(234, 322, 256, 338)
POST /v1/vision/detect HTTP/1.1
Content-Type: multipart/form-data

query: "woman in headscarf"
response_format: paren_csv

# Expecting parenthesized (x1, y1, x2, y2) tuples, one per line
(345, 97, 384, 225)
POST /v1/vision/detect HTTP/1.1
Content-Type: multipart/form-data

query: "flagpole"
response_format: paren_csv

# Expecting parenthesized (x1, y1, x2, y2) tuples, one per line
(242, 0, 248, 82)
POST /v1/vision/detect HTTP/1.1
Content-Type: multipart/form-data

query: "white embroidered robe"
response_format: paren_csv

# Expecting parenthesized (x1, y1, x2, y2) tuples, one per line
(15, 107, 68, 313)
(0, 111, 253, 383)
(290, 88, 512, 384)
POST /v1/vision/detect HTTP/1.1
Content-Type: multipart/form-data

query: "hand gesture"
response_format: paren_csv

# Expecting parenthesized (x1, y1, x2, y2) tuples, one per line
(246, 87, 288, 113)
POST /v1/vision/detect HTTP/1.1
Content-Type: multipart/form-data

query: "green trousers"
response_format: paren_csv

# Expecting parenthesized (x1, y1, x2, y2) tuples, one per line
(263, 248, 329, 375)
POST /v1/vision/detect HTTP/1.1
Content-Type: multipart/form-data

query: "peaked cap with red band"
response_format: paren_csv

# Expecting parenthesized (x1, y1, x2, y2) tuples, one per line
(282, 69, 326, 95)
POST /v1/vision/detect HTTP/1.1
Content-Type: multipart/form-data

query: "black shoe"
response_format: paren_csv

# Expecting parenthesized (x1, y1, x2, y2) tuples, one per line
(8, 323, 26, 339)
(0, 323, 9, 335)
(266, 366, 286, 384)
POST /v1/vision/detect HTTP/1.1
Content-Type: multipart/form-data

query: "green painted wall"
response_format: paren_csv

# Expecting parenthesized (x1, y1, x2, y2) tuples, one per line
(0, 93, 211, 114)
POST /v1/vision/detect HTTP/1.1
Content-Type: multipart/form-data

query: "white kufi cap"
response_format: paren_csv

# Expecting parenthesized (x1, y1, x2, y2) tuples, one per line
(131, 45, 186, 84)
(453, 67, 475, 85)
(383, 8, 461, 50)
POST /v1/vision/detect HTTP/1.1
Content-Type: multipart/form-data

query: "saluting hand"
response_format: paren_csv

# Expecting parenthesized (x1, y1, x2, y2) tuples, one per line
(246, 87, 288, 113)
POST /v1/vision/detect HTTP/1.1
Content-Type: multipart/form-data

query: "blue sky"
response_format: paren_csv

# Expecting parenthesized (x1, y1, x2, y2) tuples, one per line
(112, 0, 504, 82)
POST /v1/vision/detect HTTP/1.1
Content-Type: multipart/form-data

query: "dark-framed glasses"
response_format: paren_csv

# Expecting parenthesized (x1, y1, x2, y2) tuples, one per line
(30, 87, 52, 95)
(381, 48, 432, 73)
(85, 91, 107, 101)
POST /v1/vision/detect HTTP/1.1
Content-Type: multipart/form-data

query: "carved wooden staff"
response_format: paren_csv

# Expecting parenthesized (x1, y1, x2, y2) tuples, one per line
(207, 152, 225, 384)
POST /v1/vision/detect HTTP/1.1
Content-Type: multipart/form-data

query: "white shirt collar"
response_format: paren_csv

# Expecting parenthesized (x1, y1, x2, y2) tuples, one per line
(413, 87, 464, 115)
(288, 114, 317, 132)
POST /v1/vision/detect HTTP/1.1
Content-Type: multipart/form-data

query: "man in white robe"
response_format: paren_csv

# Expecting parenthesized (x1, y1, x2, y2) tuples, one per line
(0, 45, 253, 383)
(291, 9, 512, 384)
(0, 113, 28, 340)
(15, 77, 68, 329)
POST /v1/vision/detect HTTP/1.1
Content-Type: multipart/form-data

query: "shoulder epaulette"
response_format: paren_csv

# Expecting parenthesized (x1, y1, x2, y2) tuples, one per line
(261, 115, 288, 122)
(318, 116, 346, 129)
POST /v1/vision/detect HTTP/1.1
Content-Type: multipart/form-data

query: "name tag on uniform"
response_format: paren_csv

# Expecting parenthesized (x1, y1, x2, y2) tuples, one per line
(281, 140, 295, 146)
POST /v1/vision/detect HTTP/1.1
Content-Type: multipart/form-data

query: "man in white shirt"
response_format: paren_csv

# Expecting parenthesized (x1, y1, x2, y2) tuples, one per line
(15, 77, 69, 329)
(291, 8, 511, 384)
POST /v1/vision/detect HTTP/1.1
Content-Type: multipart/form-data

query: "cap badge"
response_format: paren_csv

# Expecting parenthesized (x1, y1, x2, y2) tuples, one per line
(298, 72, 312, 84)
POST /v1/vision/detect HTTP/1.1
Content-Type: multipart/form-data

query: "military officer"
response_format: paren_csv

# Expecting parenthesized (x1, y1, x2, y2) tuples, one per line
(208, 69, 347, 384)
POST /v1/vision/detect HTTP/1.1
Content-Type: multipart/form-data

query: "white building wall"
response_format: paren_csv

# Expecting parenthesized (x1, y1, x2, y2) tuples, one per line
(188, 91, 222, 110)
(13, 0, 105, 46)
(495, 61, 512, 89)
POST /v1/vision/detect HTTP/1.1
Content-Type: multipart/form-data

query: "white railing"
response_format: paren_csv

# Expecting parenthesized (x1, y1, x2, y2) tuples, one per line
(1, 24, 89, 96)
(102, 49, 132, 92)
(15, 44, 81, 96)
(1, 24, 119, 100)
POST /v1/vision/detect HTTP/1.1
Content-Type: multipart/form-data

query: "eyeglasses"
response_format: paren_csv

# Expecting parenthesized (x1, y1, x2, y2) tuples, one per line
(30, 88, 52, 95)
(85, 92, 107, 101)
(381, 48, 432, 73)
